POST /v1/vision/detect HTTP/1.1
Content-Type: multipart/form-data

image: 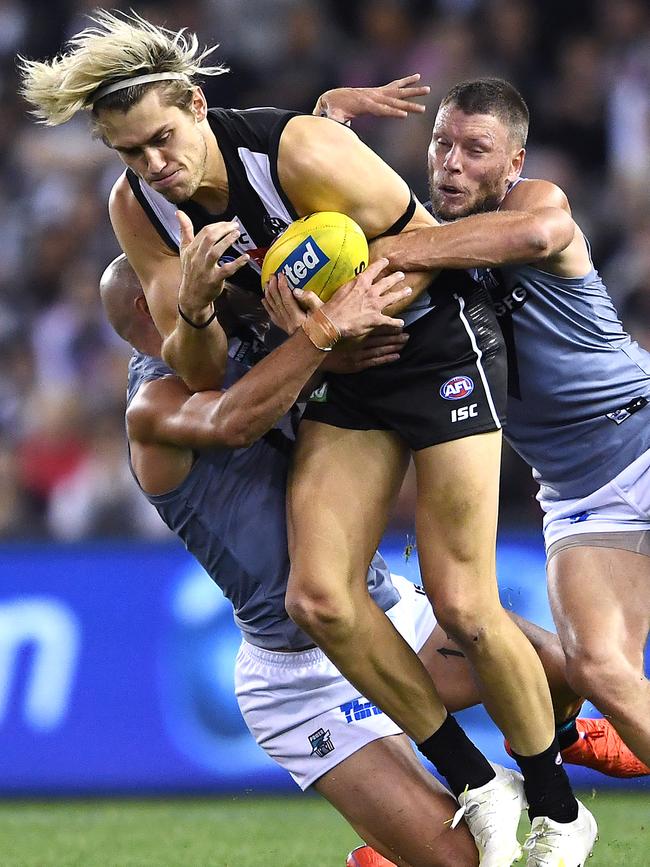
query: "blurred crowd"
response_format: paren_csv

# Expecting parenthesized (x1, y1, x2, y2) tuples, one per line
(1, 0, 649, 541)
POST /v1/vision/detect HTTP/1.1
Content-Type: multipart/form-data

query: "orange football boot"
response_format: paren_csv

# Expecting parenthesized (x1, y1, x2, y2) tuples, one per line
(505, 716, 650, 777)
(346, 845, 397, 866)
(561, 717, 650, 778)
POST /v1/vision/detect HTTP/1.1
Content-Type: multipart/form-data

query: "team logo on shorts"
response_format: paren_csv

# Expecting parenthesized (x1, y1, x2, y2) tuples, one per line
(308, 727, 335, 757)
(440, 375, 474, 400)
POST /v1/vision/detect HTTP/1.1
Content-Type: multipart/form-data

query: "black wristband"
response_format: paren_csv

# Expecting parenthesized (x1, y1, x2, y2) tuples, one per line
(177, 301, 217, 329)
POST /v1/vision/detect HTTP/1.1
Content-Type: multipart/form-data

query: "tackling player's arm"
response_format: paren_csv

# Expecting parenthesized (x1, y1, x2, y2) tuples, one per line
(128, 328, 329, 457)
(278, 115, 435, 311)
(128, 263, 410, 487)
(110, 173, 245, 392)
(372, 180, 589, 276)
(127, 323, 346, 494)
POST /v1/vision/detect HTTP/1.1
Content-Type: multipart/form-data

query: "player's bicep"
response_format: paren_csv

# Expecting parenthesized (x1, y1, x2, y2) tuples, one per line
(502, 179, 586, 270)
(127, 379, 227, 450)
(278, 115, 435, 239)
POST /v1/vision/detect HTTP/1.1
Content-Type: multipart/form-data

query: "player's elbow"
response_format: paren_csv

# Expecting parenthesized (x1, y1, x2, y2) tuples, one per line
(525, 211, 574, 259)
(161, 342, 219, 395)
(211, 415, 256, 449)
(161, 340, 182, 380)
(125, 403, 149, 443)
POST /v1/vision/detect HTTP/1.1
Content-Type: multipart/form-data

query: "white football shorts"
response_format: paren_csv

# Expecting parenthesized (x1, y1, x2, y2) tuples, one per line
(234, 574, 436, 790)
(540, 448, 650, 553)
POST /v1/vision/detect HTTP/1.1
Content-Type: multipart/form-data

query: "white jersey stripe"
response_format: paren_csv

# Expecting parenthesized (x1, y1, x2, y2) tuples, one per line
(455, 292, 502, 430)
(237, 148, 294, 227)
(137, 178, 182, 248)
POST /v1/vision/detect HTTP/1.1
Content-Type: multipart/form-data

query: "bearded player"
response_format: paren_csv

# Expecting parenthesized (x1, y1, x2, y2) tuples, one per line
(21, 16, 592, 863)
(335, 76, 650, 775)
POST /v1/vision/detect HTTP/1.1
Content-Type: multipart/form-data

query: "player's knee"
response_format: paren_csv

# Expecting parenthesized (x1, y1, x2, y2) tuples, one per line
(434, 597, 495, 648)
(285, 581, 356, 644)
(564, 645, 641, 714)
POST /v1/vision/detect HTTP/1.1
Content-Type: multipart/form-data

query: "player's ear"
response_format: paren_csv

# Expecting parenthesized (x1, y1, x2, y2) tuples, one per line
(508, 147, 525, 183)
(190, 87, 208, 123)
(135, 294, 150, 317)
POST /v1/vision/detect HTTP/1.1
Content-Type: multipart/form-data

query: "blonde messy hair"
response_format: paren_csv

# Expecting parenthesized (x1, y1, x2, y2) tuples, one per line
(19, 9, 228, 127)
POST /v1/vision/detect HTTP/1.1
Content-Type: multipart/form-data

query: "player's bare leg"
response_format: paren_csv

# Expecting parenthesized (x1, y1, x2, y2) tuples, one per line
(286, 421, 449, 742)
(314, 734, 479, 867)
(419, 617, 581, 723)
(413, 430, 556, 755)
(288, 422, 526, 865)
(548, 544, 650, 765)
(412, 430, 597, 862)
(423, 618, 649, 777)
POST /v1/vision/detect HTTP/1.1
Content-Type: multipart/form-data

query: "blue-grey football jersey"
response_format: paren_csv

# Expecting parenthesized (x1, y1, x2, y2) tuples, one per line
(126, 347, 400, 649)
(484, 260, 650, 501)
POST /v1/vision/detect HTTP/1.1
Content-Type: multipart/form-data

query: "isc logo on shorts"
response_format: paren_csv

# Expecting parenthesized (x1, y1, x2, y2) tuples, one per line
(440, 375, 474, 400)
(278, 237, 329, 289)
(451, 403, 478, 423)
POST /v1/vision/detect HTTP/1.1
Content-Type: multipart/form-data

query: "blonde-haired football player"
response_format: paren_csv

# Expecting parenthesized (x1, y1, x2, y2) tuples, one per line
(20, 10, 227, 128)
(21, 15, 592, 864)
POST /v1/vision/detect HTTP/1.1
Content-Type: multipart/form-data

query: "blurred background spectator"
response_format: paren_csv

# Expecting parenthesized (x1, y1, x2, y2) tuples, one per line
(3, 0, 649, 541)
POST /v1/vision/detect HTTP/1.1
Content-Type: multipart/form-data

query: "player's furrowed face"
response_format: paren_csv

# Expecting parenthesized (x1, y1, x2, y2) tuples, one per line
(99, 88, 208, 204)
(428, 105, 524, 220)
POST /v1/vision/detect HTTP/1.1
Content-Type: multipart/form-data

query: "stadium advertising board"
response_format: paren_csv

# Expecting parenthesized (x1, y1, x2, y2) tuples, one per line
(0, 539, 646, 795)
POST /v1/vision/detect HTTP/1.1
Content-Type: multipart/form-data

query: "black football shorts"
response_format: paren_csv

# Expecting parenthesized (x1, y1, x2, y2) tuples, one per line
(303, 271, 507, 450)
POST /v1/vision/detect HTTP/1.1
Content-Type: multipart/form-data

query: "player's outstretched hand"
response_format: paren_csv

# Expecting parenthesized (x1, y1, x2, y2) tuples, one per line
(177, 211, 250, 316)
(320, 258, 411, 340)
(314, 74, 430, 124)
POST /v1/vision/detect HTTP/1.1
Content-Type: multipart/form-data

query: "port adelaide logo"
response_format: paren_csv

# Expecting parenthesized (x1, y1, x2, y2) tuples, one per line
(440, 375, 474, 400)
(308, 727, 335, 758)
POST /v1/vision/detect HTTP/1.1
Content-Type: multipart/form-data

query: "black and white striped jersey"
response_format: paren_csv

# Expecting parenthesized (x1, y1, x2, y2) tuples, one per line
(126, 107, 301, 295)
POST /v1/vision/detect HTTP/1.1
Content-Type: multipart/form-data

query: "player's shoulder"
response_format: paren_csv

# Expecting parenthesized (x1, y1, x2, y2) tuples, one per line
(109, 170, 178, 262)
(279, 115, 362, 185)
(503, 177, 571, 214)
(108, 169, 144, 222)
(283, 112, 355, 141)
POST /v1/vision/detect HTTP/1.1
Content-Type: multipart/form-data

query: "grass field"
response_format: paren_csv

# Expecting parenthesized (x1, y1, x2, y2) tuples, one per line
(0, 791, 647, 866)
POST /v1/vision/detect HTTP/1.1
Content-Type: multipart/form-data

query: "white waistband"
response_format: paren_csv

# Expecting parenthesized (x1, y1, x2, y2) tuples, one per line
(239, 640, 325, 668)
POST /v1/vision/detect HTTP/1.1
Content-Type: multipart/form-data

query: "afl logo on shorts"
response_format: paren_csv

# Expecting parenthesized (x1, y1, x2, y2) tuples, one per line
(440, 376, 474, 400)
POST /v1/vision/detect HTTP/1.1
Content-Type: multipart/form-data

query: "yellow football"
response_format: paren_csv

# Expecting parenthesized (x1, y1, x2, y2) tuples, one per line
(261, 211, 369, 302)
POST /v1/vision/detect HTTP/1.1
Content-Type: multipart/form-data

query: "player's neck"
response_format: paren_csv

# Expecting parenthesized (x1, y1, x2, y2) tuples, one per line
(192, 130, 229, 213)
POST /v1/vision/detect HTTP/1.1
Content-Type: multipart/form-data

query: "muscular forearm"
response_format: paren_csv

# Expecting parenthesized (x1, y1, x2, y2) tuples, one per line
(371, 209, 574, 272)
(212, 328, 327, 447)
(161, 313, 229, 393)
